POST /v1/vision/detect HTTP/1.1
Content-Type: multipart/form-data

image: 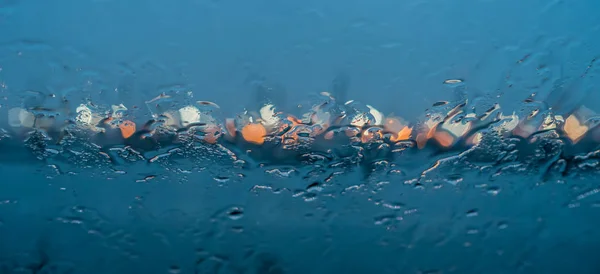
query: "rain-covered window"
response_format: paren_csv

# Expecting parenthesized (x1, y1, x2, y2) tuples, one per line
(1, 0, 599, 273)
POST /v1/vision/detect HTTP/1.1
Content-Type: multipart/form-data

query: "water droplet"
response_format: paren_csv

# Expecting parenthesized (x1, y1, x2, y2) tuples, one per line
(466, 209, 478, 217)
(303, 192, 317, 202)
(487, 186, 501, 196)
(382, 202, 404, 210)
(168, 265, 181, 274)
(233, 159, 246, 167)
(135, 175, 156, 183)
(576, 188, 600, 201)
(497, 222, 508, 229)
(265, 168, 297, 177)
(567, 203, 580, 208)
(445, 174, 463, 185)
(149, 152, 171, 163)
(404, 208, 418, 215)
(196, 100, 220, 108)
(374, 215, 395, 225)
(45, 148, 60, 154)
(306, 182, 322, 192)
(227, 207, 244, 220)
(432, 101, 449, 107)
(466, 228, 479, 234)
(404, 178, 418, 184)
(292, 190, 305, 197)
(443, 79, 463, 85)
(214, 176, 230, 183)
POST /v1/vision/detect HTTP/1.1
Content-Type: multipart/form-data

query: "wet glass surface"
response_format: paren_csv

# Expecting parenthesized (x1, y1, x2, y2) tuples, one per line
(1, 0, 600, 273)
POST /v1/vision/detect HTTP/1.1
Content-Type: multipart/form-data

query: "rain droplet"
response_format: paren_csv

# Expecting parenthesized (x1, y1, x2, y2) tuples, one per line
(303, 192, 317, 202)
(149, 152, 171, 163)
(487, 186, 501, 196)
(466, 209, 478, 217)
(567, 203, 580, 208)
(227, 207, 244, 220)
(466, 228, 479, 234)
(382, 202, 404, 210)
(135, 175, 156, 183)
(266, 168, 296, 177)
(404, 208, 418, 215)
(374, 215, 394, 225)
(196, 100, 220, 108)
(214, 176, 230, 183)
(576, 188, 600, 201)
(45, 148, 60, 154)
(306, 182, 322, 192)
(445, 174, 463, 185)
(432, 101, 449, 107)
(443, 79, 463, 85)
(497, 222, 508, 229)
(292, 190, 305, 197)
(404, 178, 418, 184)
(168, 265, 181, 274)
